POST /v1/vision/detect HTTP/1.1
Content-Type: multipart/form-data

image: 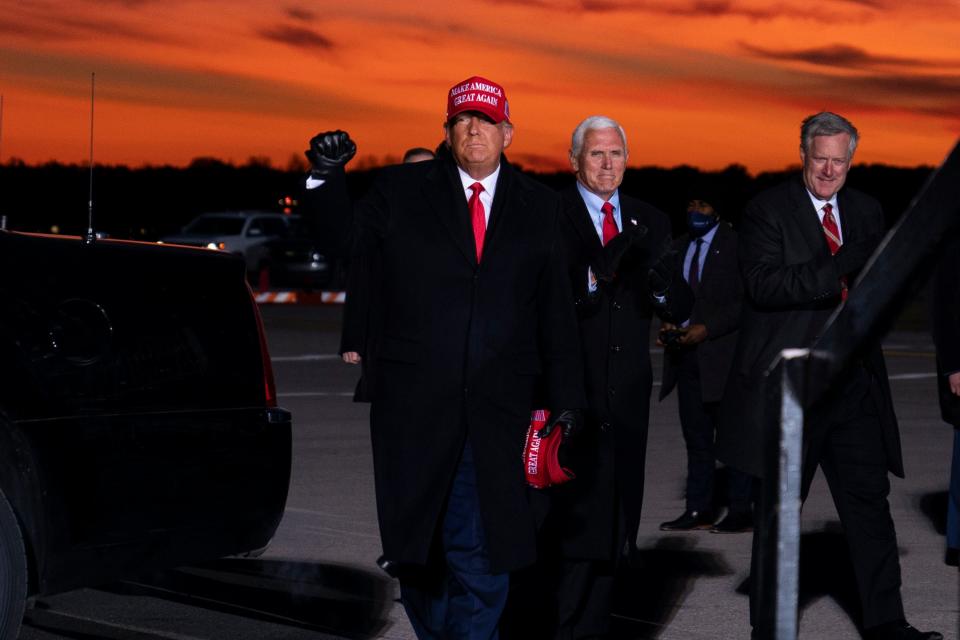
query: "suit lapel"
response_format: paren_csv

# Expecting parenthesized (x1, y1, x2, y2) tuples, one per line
(699, 222, 729, 285)
(562, 184, 604, 258)
(789, 178, 834, 259)
(836, 189, 864, 244)
(483, 156, 515, 254)
(423, 158, 477, 266)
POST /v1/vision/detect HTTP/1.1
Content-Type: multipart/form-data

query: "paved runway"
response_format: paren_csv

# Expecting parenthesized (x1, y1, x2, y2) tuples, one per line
(21, 305, 959, 639)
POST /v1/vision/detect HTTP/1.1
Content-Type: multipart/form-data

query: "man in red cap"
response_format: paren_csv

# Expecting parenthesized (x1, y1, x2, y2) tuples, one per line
(304, 76, 586, 639)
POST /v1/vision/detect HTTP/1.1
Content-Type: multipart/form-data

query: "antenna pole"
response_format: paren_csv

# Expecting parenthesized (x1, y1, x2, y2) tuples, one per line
(84, 73, 96, 245)
(1, 94, 5, 231)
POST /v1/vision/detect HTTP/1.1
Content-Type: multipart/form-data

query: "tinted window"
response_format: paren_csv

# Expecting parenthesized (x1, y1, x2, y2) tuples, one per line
(184, 216, 244, 235)
(253, 218, 289, 236)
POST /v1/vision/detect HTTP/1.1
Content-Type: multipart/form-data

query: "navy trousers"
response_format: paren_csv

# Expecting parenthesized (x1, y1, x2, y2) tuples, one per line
(675, 349, 752, 513)
(400, 442, 509, 640)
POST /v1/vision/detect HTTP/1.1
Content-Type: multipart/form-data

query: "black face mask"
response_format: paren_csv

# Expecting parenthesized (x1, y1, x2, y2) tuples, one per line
(687, 211, 719, 238)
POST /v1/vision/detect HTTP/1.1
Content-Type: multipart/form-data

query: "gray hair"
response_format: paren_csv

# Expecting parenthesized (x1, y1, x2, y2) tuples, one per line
(801, 112, 859, 158)
(570, 115, 628, 157)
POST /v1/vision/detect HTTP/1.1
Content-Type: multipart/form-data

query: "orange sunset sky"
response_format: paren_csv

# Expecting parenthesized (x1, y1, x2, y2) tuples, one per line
(1, 0, 958, 173)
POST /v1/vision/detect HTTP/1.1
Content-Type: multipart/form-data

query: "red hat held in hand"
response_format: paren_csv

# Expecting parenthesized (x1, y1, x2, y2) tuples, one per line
(524, 409, 575, 489)
(446, 75, 511, 124)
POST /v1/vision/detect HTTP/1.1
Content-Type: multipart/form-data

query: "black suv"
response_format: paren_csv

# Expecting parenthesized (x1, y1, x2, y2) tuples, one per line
(0, 230, 292, 638)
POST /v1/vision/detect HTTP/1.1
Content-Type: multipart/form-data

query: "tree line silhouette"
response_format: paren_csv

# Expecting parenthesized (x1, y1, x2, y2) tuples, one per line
(0, 157, 934, 241)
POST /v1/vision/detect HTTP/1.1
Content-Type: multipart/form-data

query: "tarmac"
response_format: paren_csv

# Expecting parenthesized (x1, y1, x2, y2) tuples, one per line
(260, 304, 959, 640)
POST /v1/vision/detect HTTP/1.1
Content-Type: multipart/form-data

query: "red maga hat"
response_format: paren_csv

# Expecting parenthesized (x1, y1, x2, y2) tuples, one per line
(446, 75, 511, 124)
(523, 409, 575, 489)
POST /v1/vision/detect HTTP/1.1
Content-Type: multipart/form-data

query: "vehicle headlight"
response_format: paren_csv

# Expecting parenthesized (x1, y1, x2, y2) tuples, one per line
(206, 242, 226, 251)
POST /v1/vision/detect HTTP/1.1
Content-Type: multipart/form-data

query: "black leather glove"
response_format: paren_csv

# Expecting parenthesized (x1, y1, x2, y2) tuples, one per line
(305, 130, 357, 179)
(648, 248, 679, 296)
(536, 408, 583, 443)
(832, 235, 880, 276)
(596, 223, 649, 283)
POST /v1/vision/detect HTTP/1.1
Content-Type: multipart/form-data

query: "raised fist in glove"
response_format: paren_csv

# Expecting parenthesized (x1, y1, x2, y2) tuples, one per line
(305, 130, 357, 179)
(537, 408, 583, 443)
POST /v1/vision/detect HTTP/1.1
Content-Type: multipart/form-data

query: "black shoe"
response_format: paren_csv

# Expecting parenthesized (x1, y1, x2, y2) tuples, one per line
(945, 547, 958, 567)
(710, 510, 753, 534)
(864, 620, 943, 640)
(659, 510, 713, 531)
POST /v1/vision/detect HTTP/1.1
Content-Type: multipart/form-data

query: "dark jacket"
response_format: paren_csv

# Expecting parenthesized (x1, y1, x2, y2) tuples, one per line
(717, 177, 902, 479)
(933, 231, 960, 427)
(552, 183, 690, 560)
(335, 155, 586, 573)
(660, 221, 741, 404)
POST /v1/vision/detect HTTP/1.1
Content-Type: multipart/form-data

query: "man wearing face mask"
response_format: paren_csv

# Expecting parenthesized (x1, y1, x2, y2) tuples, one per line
(658, 198, 753, 534)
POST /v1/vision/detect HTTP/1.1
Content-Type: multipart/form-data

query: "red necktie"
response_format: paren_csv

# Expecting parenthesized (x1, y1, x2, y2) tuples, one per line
(821, 203, 847, 300)
(601, 201, 618, 246)
(469, 182, 485, 261)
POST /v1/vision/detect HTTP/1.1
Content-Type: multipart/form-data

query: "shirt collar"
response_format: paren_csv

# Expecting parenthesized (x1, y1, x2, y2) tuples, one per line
(576, 181, 620, 220)
(697, 222, 720, 245)
(457, 164, 500, 200)
(805, 189, 838, 218)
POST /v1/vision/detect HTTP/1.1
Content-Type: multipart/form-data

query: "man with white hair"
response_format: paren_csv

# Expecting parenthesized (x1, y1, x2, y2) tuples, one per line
(543, 115, 691, 638)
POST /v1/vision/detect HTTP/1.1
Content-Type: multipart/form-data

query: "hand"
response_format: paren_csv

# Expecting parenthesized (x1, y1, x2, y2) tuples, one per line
(678, 323, 708, 346)
(648, 248, 678, 296)
(305, 130, 357, 179)
(656, 322, 677, 346)
(537, 408, 583, 443)
(341, 351, 362, 364)
(601, 222, 649, 280)
(832, 234, 880, 277)
(950, 372, 960, 396)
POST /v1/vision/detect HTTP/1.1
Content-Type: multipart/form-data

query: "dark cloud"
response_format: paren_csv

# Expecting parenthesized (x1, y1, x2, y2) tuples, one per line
(740, 66, 960, 125)
(285, 6, 316, 22)
(257, 25, 334, 51)
(846, 73, 960, 100)
(0, 13, 177, 44)
(0, 45, 393, 123)
(837, 0, 886, 8)
(742, 43, 933, 69)
(483, 0, 876, 22)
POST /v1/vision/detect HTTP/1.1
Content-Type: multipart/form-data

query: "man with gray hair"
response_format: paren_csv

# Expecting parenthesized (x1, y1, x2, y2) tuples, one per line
(718, 112, 941, 640)
(540, 114, 691, 638)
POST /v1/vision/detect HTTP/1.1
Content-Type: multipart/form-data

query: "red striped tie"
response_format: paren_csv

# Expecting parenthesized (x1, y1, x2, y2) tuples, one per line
(822, 203, 847, 300)
(469, 182, 485, 261)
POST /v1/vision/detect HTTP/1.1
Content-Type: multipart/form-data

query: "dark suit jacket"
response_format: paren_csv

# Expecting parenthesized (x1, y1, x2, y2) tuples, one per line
(331, 155, 586, 574)
(659, 222, 741, 404)
(552, 184, 690, 560)
(717, 177, 902, 479)
(933, 231, 960, 427)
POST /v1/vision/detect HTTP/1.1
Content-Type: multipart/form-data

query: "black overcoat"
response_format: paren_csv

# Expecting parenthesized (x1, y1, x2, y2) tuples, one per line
(932, 231, 960, 427)
(341, 156, 586, 574)
(659, 222, 742, 404)
(717, 177, 902, 479)
(551, 184, 686, 560)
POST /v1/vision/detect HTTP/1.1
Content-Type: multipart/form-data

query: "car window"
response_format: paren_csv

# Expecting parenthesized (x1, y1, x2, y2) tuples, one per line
(256, 218, 289, 237)
(184, 216, 245, 235)
(247, 218, 287, 236)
